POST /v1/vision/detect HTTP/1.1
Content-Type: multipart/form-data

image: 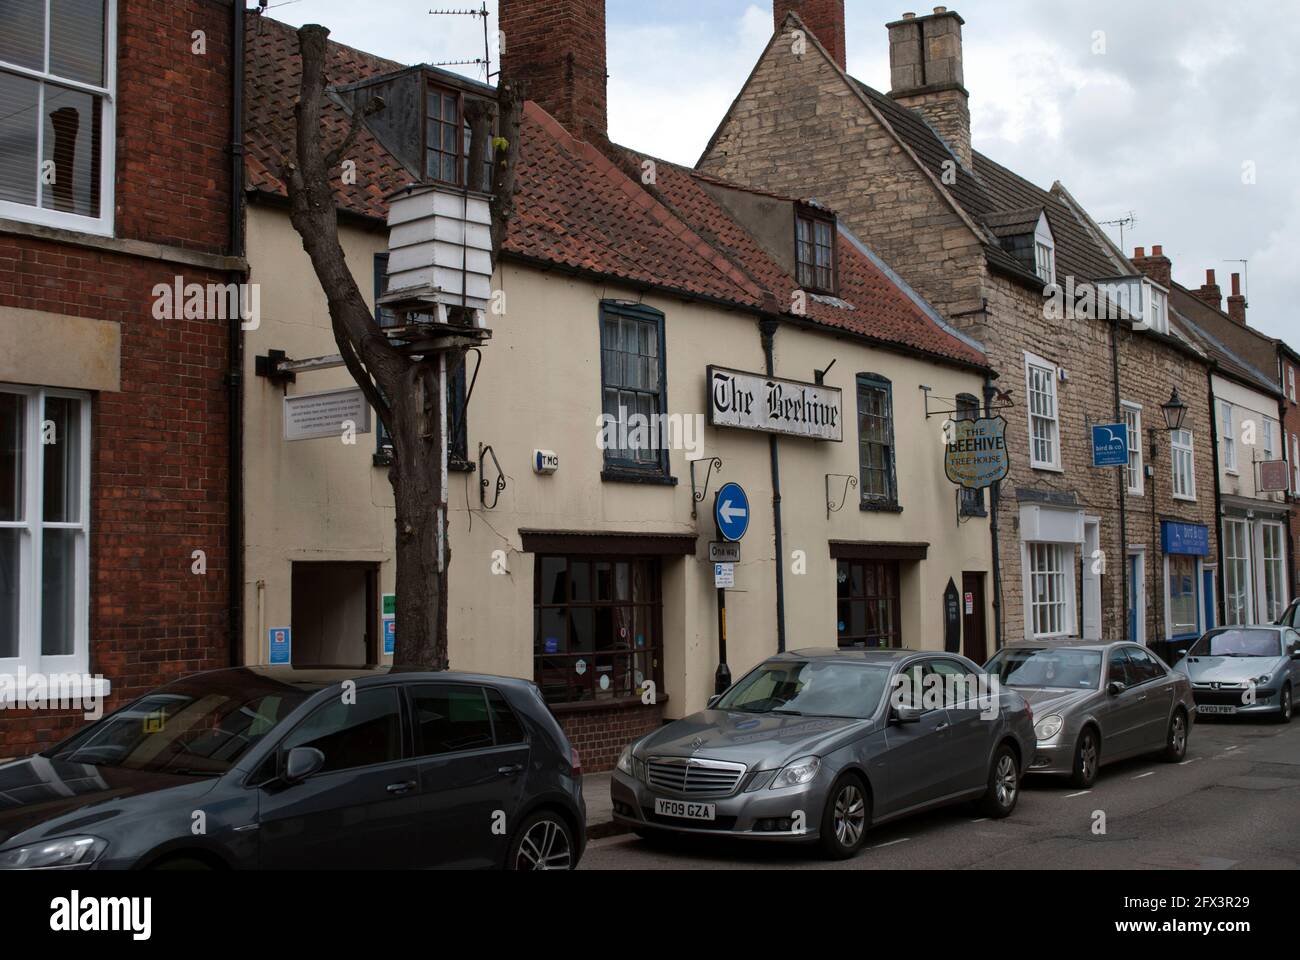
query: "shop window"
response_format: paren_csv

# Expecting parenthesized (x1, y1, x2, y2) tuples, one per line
(856, 374, 897, 508)
(599, 302, 669, 479)
(1222, 518, 1252, 625)
(1262, 523, 1287, 623)
(1025, 353, 1061, 470)
(533, 556, 662, 705)
(1027, 542, 1069, 638)
(836, 559, 900, 649)
(1166, 555, 1199, 639)
(0, 385, 90, 671)
(1171, 428, 1196, 501)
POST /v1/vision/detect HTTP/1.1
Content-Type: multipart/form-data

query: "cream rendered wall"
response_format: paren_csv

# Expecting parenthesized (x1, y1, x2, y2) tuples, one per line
(1213, 374, 1285, 504)
(242, 205, 992, 719)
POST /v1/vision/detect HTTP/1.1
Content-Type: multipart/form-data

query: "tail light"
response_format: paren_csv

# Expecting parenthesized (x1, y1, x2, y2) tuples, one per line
(569, 746, 582, 776)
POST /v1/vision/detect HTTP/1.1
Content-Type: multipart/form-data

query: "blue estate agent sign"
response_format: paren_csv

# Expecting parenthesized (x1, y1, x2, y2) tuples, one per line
(268, 627, 292, 665)
(1091, 424, 1130, 468)
(715, 483, 751, 543)
(383, 618, 396, 656)
(1163, 522, 1210, 557)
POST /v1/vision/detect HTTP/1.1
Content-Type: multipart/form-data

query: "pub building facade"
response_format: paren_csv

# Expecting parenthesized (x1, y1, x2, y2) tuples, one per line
(239, 7, 993, 769)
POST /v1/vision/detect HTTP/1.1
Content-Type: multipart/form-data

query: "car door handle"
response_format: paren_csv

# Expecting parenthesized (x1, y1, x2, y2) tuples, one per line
(498, 764, 524, 777)
(386, 780, 416, 795)
(935, 723, 950, 733)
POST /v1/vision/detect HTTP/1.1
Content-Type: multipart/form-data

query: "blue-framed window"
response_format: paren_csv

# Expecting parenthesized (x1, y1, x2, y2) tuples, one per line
(856, 374, 898, 509)
(373, 253, 468, 465)
(599, 301, 670, 480)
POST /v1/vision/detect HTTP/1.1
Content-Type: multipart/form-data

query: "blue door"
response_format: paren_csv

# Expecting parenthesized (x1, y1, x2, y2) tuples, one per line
(1127, 554, 1140, 642)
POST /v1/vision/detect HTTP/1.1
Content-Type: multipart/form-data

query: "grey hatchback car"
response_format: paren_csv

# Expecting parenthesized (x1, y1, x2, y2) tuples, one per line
(1172, 626, 1300, 722)
(985, 641, 1196, 788)
(610, 649, 1034, 860)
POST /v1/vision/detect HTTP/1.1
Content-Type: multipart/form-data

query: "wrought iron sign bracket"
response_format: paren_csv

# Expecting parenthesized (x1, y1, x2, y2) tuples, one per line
(826, 474, 858, 519)
(478, 443, 507, 510)
(921, 384, 1015, 420)
(689, 457, 723, 519)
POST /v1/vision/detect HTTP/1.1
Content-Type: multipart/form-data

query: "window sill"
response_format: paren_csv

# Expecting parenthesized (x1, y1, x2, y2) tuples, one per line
(449, 459, 475, 474)
(601, 468, 678, 487)
(1172, 494, 1197, 503)
(959, 506, 989, 519)
(1030, 463, 1065, 474)
(547, 694, 669, 716)
(860, 501, 903, 514)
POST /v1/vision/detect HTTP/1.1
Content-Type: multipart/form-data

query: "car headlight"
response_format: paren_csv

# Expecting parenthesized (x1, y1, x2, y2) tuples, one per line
(770, 756, 821, 790)
(0, 836, 107, 870)
(616, 745, 634, 777)
(1253, 675, 1272, 686)
(1034, 715, 1064, 741)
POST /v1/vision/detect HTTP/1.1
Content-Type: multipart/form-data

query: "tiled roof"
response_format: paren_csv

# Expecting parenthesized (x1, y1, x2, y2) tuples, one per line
(243, 17, 986, 370)
(1168, 285, 1280, 395)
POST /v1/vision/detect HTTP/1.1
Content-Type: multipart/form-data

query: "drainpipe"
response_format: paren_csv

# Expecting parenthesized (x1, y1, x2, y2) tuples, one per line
(760, 318, 787, 653)
(1206, 364, 1226, 626)
(1110, 318, 1129, 641)
(983, 378, 1003, 652)
(226, 0, 247, 666)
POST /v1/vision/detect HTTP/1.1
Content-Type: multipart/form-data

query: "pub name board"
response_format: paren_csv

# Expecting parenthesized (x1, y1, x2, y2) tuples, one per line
(707, 366, 843, 442)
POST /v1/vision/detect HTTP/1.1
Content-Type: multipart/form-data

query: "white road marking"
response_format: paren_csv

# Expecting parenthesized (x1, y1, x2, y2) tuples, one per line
(872, 838, 910, 849)
(971, 818, 989, 823)
(1179, 757, 1201, 766)
(1064, 790, 1092, 799)
(1133, 771, 1155, 780)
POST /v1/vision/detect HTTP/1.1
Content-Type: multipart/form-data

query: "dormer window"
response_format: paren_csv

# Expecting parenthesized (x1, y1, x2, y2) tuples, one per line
(1145, 283, 1169, 334)
(796, 207, 836, 294)
(1033, 213, 1056, 286)
(424, 80, 494, 190)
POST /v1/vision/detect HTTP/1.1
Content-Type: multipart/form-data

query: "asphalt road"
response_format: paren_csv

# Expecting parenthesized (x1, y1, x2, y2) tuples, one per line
(579, 717, 1300, 870)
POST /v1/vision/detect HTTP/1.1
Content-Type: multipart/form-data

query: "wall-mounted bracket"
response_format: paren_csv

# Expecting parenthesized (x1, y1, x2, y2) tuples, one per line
(478, 443, 507, 510)
(827, 474, 858, 519)
(689, 457, 723, 519)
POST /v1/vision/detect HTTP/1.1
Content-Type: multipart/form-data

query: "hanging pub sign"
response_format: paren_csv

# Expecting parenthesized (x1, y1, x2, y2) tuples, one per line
(944, 417, 1010, 489)
(707, 366, 842, 442)
(1258, 460, 1290, 494)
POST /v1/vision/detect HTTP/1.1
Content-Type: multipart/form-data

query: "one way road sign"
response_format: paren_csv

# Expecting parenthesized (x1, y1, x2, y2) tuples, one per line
(715, 483, 750, 542)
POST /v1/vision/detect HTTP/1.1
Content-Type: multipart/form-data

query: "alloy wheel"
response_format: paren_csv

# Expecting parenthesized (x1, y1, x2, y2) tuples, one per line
(833, 782, 867, 849)
(994, 754, 1018, 808)
(1170, 713, 1187, 755)
(514, 819, 572, 871)
(1079, 734, 1098, 784)
(1282, 689, 1293, 722)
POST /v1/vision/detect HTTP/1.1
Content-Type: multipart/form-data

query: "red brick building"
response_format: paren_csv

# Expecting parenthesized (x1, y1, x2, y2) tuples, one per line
(1280, 344, 1300, 600)
(0, 0, 243, 755)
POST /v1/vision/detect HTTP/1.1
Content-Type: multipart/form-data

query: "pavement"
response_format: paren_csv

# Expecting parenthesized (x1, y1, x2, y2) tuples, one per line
(583, 771, 626, 840)
(579, 716, 1300, 870)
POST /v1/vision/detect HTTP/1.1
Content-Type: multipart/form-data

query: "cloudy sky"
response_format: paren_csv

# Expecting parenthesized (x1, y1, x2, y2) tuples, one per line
(265, 0, 1297, 343)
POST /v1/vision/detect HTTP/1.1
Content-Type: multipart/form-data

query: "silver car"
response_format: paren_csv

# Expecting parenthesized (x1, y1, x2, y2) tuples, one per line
(985, 641, 1196, 788)
(1172, 626, 1300, 723)
(610, 649, 1035, 860)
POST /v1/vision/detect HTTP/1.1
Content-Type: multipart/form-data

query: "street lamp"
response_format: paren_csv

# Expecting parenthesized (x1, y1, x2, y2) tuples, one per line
(1161, 388, 1188, 432)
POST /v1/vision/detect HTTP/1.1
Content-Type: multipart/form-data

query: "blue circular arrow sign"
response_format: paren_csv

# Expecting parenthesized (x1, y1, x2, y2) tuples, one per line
(715, 482, 750, 543)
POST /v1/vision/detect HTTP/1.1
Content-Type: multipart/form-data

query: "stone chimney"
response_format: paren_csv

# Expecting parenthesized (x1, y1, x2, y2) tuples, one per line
(499, 0, 608, 143)
(1227, 273, 1247, 324)
(1131, 244, 1171, 288)
(775, 0, 847, 71)
(887, 8, 971, 167)
(1192, 269, 1222, 311)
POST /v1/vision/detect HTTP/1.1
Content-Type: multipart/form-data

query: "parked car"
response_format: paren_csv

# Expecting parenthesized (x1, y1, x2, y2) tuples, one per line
(1172, 626, 1300, 723)
(984, 640, 1195, 788)
(0, 667, 585, 870)
(1276, 599, 1300, 629)
(610, 648, 1034, 860)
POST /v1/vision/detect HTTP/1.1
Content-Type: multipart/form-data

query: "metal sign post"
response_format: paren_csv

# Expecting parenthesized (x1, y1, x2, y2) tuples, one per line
(712, 483, 750, 695)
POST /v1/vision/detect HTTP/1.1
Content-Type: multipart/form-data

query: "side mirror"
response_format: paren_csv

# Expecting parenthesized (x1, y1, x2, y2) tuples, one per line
(890, 706, 923, 725)
(1107, 681, 1125, 697)
(706, 695, 722, 709)
(283, 746, 325, 783)
(1290, 648, 1300, 662)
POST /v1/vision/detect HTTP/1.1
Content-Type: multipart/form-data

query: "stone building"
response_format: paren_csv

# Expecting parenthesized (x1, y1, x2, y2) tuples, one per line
(698, 2, 1220, 659)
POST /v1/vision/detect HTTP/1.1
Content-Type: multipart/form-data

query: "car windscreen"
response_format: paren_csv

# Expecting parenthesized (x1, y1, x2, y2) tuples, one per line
(716, 660, 890, 719)
(986, 648, 1102, 690)
(1189, 629, 1282, 659)
(46, 686, 311, 776)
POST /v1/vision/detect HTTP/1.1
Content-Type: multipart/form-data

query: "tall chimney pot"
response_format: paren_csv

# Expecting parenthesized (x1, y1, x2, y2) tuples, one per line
(886, 7, 971, 167)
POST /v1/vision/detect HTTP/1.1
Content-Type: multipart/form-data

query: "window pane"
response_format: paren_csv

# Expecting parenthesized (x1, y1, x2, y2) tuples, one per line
(0, 528, 19, 657)
(281, 688, 402, 773)
(411, 684, 494, 756)
(0, 0, 45, 70)
(41, 528, 76, 655)
(539, 557, 566, 605)
(0, 392, 24, 522)
(41, 85, 101, 217)
(49, 0, 106, 85)
(42, 395, 80, 522)
(0, 71, 40, 206)
(487, 689, 525, 744)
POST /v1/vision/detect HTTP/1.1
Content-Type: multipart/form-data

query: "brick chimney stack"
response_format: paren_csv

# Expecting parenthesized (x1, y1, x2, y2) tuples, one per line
(499, 0, 608, 143)
(1192, 269, 1222, 311)
(775, 0, 847, 70)
(887, 8, 971, 168)
(1131, 244, 1172, 288)
(1227, 273, 1248, 324)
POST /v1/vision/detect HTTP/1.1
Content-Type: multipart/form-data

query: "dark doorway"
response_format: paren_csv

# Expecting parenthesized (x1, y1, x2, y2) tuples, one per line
(291, 562, 379, 666)
(961, 572, 988, 665)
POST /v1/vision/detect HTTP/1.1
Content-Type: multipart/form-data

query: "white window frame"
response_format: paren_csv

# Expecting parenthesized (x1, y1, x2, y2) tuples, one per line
(1025, 352, 1062, 472)
(1163, 553, 1202, 641)
(1144, 282, 1169, 335)
(1122, 400, 1144, 495)
(1171, 428, 1196, 501)
(0, 383, 92, 681)
(1258, 521, 1288, 624)
(1220, 401, 1236, 473)
(1262, 418, 1275, 461)
(1033, 213, 1056, 287)
(1293, 433, 1300, 494)
(1222, 517, 1254, 625)
(1023, 541, 1076, 639)
(0, 0, 117, 236)
(1289, 366, 1296, 403)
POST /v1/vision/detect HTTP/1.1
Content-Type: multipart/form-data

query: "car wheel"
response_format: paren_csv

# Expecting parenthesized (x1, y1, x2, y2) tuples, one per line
(980, 745, 1020, 819)
(508, 810, 576, 871)
(1276, 685, 1292, 725)
(818, 773, 870, 860)
(1161, 709, 1189, 762)
(1069, 728, 1099, 789)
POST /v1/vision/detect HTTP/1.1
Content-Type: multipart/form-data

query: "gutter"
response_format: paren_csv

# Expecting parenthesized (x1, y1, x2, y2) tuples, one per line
(226, 0, 247, 667)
